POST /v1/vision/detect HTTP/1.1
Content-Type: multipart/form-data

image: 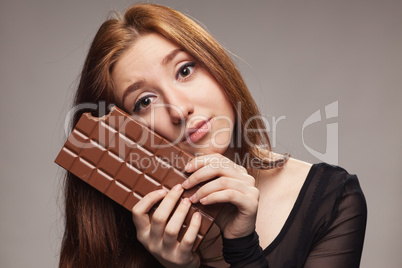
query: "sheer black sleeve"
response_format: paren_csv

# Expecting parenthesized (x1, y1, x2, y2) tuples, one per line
(222, 231, 269, 267)
(303, 174, 367, 267)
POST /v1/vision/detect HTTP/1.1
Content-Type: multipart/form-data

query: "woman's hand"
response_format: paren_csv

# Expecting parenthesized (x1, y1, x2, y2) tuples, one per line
(132, 184, 201, 268)
(182, 153, 259, 239)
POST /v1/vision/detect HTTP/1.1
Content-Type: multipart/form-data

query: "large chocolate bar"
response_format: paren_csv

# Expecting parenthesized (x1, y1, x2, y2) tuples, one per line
(55, 106, 222, 251)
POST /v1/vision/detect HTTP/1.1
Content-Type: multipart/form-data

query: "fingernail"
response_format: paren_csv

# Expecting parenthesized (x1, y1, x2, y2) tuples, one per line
(182, 198, 190, 204)
(190, 194, 196, 203)
(158, 189, 166, 195)
(173, 184, 183, 191)
(194, 212, 201, 219)
(184, 162, 192, 172)
(200, 197, 207, 204)
(182, 180, 189, 188)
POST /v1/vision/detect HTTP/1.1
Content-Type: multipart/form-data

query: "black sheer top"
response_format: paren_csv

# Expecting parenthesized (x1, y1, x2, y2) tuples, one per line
(222, 163, 367, 268)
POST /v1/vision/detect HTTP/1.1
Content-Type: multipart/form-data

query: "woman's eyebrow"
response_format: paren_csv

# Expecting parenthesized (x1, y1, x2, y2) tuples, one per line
(122, 80, 144, 104)
(161, 48, 184, 66)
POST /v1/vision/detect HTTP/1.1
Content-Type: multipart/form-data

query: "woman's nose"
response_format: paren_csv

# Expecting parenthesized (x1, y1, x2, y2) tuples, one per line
(164, 91, 194, 124)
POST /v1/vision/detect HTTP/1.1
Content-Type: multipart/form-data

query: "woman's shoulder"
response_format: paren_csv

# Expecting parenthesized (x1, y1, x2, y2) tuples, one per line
(265, 158, 364, 200)
(308, 162, 363, 192)
(257, 157, 364, 203)
(286, 160, 366, 226)
(283, 158, 358, 182)
(300, 161, 366, 213)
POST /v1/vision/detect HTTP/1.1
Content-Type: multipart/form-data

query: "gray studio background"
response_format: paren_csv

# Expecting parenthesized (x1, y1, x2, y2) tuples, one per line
(1, 0, 401, 267)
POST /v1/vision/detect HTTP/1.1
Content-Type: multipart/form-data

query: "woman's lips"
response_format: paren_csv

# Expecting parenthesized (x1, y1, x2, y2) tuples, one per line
(184, 119, 212, 144)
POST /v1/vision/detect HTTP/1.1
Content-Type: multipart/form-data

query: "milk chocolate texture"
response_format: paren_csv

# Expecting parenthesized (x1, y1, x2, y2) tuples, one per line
(55, 106, 222, 251)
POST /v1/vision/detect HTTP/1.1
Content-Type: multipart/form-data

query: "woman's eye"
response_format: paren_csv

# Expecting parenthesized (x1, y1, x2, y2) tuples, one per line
(177, 62, 196, 80)
(133, 95, 156, 113)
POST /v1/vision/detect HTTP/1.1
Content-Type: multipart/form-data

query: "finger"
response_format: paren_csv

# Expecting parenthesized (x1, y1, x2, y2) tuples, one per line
(198, 189, 259, 214)
(189, 176, 257, 203)
(150, 184, 184, 238)
(162, 197, 192, 248)
(179, 212, 202, 252)
(183, 163, 253, 190)
(132, 188, 167, 228)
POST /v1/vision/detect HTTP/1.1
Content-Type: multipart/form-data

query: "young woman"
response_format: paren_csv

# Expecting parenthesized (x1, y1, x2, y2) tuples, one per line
(59, 3, 367, 267)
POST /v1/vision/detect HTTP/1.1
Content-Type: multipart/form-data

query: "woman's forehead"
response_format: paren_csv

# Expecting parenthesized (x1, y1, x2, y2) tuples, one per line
(114, 34, 180, 77)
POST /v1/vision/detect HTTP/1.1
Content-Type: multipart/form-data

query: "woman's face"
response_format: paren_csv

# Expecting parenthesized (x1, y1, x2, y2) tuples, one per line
(112, 33, 235, 156)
